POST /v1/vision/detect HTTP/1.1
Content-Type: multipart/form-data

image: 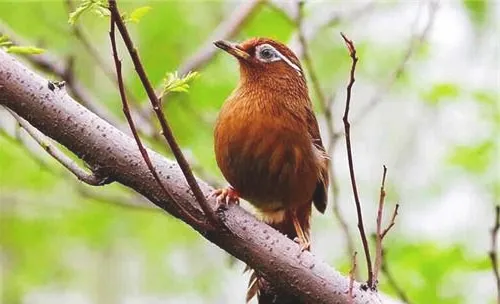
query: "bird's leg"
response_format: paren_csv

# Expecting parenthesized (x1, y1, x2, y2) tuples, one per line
(291, 212, 310, 252)
(212, 186, 240, 208)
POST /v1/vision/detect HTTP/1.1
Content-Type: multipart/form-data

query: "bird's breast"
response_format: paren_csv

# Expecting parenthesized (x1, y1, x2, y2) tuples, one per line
(214, 97, 317, 211)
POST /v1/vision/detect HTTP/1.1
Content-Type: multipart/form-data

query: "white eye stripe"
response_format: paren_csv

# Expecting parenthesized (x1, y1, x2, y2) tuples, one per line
(255, 44, 302, 76)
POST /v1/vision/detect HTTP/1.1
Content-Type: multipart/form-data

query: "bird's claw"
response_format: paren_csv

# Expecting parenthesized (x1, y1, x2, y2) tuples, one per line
(293, 237, 311, 252)
(212, 187, 240, 209)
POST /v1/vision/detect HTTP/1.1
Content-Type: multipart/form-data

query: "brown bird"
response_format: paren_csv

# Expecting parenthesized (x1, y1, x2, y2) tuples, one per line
(213, 37, 329, 302)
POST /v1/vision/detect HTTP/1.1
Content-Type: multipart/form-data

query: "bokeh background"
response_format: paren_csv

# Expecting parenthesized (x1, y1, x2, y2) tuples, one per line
(0, 0, 498, 303)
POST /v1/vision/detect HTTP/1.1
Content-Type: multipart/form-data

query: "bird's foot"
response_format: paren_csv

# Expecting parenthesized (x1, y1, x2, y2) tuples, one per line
(212, 187, 240, 209)
(293, 237, 311, 252)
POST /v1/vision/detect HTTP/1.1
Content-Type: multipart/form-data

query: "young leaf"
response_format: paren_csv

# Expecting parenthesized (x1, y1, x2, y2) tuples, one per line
(68, 0, 109, 25)
(161, 71, 200, 98)
(126, 6, 152, 23)
(6, 46, 45, 55)
(68, 0, 92, 25)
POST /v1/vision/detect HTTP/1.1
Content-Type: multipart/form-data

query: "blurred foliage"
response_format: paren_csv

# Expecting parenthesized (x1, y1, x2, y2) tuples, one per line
(462, 0, 488, 28)
(0, 1, 498, 304)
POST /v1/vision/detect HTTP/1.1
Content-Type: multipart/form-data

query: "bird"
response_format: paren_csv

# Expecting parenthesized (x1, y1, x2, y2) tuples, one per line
(213, 37, 329, 303)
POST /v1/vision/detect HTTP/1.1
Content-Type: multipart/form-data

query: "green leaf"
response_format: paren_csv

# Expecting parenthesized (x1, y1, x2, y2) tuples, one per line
(68, 0, 109, 25)
(161, 71, 200, 98)
(93, 6, 111, 18)
(6, 46, 45, 55)
(422, 82, 460, 105)
(447, 141, 494, 174)
(462, 0, 488, 27)
(126, 6, 152, 23)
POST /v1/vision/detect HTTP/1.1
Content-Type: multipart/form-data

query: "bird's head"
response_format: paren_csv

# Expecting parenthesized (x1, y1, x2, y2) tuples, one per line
(214, 37, 306, 91)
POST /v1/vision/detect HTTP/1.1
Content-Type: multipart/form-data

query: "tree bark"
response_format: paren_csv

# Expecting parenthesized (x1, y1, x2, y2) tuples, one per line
(0, 50, 388, 304)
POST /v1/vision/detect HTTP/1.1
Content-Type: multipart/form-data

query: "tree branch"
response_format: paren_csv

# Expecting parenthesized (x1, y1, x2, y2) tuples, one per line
(340, 32, 374, 288)
(5, 107, 109, 186)
(373, 166, 399, 286)
(108, 14, 204, 229)
(108, 0, 219, 226)
(0, 48, 392, 304)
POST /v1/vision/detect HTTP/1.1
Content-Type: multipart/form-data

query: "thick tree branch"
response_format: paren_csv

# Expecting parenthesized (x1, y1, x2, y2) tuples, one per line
(0, 49, 393, 304)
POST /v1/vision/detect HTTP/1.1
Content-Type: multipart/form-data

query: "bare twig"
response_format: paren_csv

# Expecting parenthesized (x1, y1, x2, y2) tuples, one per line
(373, 166, 388, 284)
(64, 0, 152, 129)
(381, 204, 399, 240)
(381, 248, 411, 304)
(5, 107, 109, 186)
(490, 205, 500, 303)
(373, 166, 399, 286)
(109, 15, 205, 229)
(340, 32, 374, 288)
(108, 0, 219, 227)
(348, 251, 358, 304)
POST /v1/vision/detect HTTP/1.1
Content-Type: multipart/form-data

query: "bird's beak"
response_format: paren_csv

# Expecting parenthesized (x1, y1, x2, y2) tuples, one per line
(214, 40, 250, 60)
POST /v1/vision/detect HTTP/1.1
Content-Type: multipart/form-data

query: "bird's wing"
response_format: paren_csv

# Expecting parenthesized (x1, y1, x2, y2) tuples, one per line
(306, 106, 329, 213)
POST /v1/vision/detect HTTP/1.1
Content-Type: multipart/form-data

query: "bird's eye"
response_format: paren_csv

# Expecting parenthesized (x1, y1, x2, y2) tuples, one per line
(260, 48, 274, 59)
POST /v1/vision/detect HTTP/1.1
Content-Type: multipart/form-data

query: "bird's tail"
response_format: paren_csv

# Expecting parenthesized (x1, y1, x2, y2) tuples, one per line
(246, 203, 311, 303)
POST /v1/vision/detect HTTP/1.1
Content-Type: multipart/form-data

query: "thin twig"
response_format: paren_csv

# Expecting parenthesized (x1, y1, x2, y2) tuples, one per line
(6, 108, 109, 186)
(381, 248, 412, 304)
(373, 166, 399, 288)
(381, 204, 399, 240)
(373, 166, 387, 284)
(489, 205, 500, 303)
(108, 15, 206, 229)
(109, 0, 219, 227)
(64, 0, 152, 130)
(348, 251, 358, 304)
(340, 32, 374, 288)
(374, 166, 387, 284)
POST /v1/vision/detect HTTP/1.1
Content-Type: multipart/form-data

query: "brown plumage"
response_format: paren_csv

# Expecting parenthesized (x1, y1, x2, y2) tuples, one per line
(213, 37, 329, 303)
